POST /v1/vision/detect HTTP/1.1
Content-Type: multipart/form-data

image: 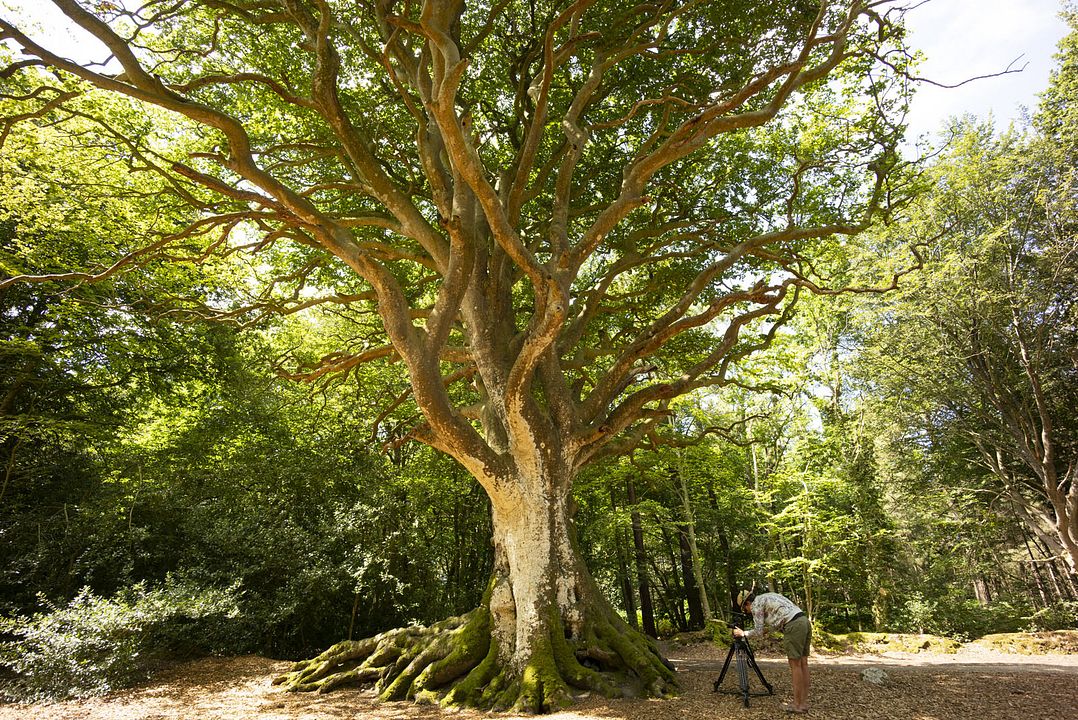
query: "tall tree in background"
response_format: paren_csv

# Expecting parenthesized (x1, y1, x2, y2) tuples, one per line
(860, 13, 1078, 576)
(1, 1, 916, 710)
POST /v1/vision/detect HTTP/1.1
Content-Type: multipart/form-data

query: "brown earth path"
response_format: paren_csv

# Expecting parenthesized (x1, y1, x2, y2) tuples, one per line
(3, 643, 1076, 720)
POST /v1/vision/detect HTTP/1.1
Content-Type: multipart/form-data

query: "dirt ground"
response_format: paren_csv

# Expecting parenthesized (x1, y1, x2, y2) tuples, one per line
(3, 642, 1076, 720)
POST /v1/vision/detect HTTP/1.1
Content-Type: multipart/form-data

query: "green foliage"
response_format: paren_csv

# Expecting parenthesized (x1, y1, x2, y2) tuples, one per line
(1026, 601, 1078, 632)
(0, 119, 495, 651)
(812, 630, 962, 654)
(0, 263, 493, 657)
(0, 4, 1074, 691)
(0, 579, 238, 701)
(1037, 10, 1078, 158)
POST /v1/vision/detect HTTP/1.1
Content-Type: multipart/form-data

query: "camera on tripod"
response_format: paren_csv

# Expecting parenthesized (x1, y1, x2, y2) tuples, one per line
(728, 610, 751, 631)
(712, 605, 773, 706)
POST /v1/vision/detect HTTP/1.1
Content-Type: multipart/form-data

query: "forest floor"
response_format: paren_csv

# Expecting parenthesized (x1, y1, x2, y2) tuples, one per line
(3, 639, 1077, 720)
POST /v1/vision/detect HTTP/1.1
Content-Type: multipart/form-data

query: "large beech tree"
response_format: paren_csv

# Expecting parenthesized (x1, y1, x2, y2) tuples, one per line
(1, 0, 917, 711)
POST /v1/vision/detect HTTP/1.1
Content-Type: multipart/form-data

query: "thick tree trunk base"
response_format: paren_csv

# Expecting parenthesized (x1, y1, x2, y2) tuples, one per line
(273, 602, 676, 713)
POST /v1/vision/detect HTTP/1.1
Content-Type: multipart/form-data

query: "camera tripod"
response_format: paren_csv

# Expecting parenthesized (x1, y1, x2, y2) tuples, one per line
(712, 635, 774, 707)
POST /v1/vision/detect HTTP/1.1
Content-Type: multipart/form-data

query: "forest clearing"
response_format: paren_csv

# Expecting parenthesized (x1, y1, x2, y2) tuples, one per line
(6, 636, 1078, 720)
(2, 0, 1077, 715)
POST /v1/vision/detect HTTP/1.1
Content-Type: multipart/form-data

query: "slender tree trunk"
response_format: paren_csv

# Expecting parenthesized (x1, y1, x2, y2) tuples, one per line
(719, 531, 737, 613)
(658, 524, 687, 631)
(1043, 562, 1063, 602)
(678, 526, 704, 629)
(1021, 525, 1050, 607)
(627, 476, 657, 638)
(841, 590, 851, 629)
(1061, 564, 1078, 600)
(708, 479, 739, 617)
(675, 460, 712, 624)
(649, 556, 682, 632)
(611, 487, 639, 628)
(0, 436, 24, 506)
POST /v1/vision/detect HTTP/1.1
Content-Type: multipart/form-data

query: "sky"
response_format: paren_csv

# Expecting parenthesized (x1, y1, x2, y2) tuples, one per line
(0, 0, 1072, 140)
(902, 0, 1070, 138)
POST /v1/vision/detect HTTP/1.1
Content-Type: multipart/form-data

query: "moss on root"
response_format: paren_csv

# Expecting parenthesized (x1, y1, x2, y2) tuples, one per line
(273, 612, 482, 695)
(273, 601, 678, 713)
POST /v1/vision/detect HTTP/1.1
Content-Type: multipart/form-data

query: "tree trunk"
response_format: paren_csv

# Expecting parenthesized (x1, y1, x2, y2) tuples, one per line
(678, 525, 704, 629)
(1060, 562, 1078, 600)
(627, 476, 658, 638)
(611, 487, 639, 629)
(675, 461, 712, 624)
(657, 524, 687, 631)
(275, 467, 676, 711)
(1021, 524, 1050, 607)
(707, 480, 739, 618)
(717, 528, 738, 615)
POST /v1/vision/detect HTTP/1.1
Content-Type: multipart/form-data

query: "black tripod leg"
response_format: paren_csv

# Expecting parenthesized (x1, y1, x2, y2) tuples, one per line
(736, 647, 750, 707)
(712, 642, 736, 692)
(743, 642, 774, 695)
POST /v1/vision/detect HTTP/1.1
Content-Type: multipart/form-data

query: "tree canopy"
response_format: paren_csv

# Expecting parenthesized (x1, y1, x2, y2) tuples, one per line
(4, 0, 1075, 715)
(0, 1, 919, 479)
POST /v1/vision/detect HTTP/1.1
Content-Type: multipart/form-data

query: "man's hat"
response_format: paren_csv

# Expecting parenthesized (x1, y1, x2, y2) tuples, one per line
(736, 581, 757, 609)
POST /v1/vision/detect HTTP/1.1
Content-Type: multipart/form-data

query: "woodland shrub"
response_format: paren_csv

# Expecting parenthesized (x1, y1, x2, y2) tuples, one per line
(891, 591, 1032, 638)
(1026, 601, 1078, 631)
(0, 578, 238, 701)
(892, 593, 939, 634)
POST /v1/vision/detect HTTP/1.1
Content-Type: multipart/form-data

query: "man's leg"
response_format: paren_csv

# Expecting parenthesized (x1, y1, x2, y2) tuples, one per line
(782, 617, 811, 712)
(799, 655, 810, 710)
(787, 658, 806, 711)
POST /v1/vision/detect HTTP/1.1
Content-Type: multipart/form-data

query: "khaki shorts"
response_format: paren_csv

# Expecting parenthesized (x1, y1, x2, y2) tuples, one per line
(782, 615, 811, 659)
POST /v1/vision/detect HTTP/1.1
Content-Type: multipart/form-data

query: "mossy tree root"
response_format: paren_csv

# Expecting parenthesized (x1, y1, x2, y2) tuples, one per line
(273, 602, 677, 713)
(272, 610, 489, 697)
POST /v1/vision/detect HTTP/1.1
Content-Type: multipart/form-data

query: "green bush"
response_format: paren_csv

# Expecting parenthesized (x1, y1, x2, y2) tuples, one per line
(708, 619, 735, 646)
(0, 579, 238, 701)
(892, 593, 939, 634)
(1025, 601, 1078, 631)
(655, 617, 677, 638)
(890, 591, 1030, 639)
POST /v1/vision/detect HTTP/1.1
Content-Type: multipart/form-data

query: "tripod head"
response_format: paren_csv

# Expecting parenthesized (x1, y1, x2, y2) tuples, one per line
(727, 607, 751, 633)
(728, 632, 752, 650)
(725, 609, 754, 650)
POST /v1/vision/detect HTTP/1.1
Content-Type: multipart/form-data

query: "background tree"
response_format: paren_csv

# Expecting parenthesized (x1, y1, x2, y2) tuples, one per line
(0, 83, 239, 616)
(1, 1, 918, 710)
(859, 118, 1078, 575)
(0, 75, 494, 667)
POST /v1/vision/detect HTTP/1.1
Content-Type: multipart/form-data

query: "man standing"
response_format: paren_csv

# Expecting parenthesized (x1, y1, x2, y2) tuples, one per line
(731, 589, 811, 714)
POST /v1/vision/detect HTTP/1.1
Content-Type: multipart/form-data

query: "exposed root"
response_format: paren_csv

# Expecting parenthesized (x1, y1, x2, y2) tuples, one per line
(273, 611, 486, 696)
(273, 602, 677, 713)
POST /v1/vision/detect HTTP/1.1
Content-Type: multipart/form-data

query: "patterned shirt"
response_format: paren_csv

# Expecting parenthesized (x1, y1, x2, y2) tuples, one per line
(742, 593, 803, 639)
